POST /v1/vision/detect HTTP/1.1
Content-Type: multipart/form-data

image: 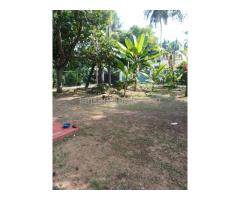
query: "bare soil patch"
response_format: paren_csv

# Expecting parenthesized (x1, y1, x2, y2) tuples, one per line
(53, 87, 187, 190)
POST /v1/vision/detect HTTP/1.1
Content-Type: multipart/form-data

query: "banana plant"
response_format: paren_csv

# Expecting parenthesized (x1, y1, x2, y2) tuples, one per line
(140, 63, 166, 91)
(114, 33, 161, 91)
(115, 59, 133, 97)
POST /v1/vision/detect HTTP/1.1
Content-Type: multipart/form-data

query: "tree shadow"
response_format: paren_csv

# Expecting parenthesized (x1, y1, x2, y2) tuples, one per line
(52, 87, 187, 190)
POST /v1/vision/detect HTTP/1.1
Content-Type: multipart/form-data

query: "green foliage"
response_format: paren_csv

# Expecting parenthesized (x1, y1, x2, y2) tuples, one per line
(74, 23, 118, 85)
(175, 61, 188, 85)
(161, 39, 186, 87)
(53, 10, 112, 65)
(114, 32, 161, 94)
(152, 64, 166, 83)
(140, 64, 166, 90)
(114, 59, 133, 96)
(112, 25, 160, 53)
(159, 66, 186, 88)
(164, 68, 176, 88)
(145, 10, 186, 25)
(115, 34, 160, 79)
(125, 37, 134, 50)
(52, 10, 188, 92)
(53, 10, 116, 92)
(162, 39, 182, 54)
(52, 69, 82, 87)
(136, 33, 145, 53)
(63, 71, 79, 86)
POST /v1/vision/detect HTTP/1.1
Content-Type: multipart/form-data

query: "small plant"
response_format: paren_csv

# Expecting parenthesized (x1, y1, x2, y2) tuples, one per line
(140, 64, 166, 91)
(175, 61, 187, 85)
(115, 60, 133, 97)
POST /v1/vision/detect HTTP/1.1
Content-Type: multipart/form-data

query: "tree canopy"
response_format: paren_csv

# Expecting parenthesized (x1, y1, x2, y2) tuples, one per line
(52, 10, 188, 96)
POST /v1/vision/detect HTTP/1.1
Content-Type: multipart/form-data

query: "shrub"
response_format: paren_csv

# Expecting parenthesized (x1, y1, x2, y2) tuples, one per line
(175, 61, 187, 85)
(63, 70, 82, 86)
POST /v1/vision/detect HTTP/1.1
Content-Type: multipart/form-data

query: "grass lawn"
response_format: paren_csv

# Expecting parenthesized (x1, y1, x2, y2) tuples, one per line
(53, 87, 187, 190)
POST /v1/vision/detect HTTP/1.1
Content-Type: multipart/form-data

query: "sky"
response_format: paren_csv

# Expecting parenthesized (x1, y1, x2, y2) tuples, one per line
(116, 10, 188, 44)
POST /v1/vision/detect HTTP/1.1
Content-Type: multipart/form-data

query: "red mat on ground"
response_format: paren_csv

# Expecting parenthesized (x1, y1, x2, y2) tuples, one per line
(53, 121, 80, 142)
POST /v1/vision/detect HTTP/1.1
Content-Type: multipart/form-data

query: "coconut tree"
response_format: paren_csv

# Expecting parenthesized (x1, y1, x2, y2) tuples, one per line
(144, 10, 185, 43)
(161, 39, 182, 87)
(106, 11, 122, 85)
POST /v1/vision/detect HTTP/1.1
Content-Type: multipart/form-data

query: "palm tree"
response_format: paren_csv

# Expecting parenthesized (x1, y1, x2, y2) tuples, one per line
(144, 10, 185, 43)
(106, 11, 121, 86)
(166, 40, 182, 87)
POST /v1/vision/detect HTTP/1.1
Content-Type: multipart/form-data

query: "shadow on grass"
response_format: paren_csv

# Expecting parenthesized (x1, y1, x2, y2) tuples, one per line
(53, 87, 187, 190)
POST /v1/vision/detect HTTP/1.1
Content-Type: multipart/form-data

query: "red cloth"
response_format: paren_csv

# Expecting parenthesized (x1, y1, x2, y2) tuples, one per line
(53, 121, 80, 142)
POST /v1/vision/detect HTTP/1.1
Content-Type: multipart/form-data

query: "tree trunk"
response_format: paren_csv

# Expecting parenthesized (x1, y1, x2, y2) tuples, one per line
(95, 66, 98, 85)
(108, 66, 111, 85)
(133, 65, 139, 91)
(53, 11, 83, 93)
(134, 78, 137, 91)
(98, 66, 103, 85)
(185, 75, 188, 96)
(85, 65, 95, 89)
(160, 21, 163, 44)
(124, 82, 127, 97)
(172, 55, 175, 85)
(185, 84, 187, 97)
(171, 66, 175, 86)
(56, 66, 63, 93)
(169, 55, 175, 87)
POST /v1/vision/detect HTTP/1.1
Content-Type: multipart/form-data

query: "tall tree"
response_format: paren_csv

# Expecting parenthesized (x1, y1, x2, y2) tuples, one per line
(73, 27, 115, 88)
(53, 10, 112, 92)
(162, 39, 182, 87)
(144, 10, 185, 43)
(106, 11, 121, 85)
(74, 24, 117, 88)
(53, 11, 83, 92)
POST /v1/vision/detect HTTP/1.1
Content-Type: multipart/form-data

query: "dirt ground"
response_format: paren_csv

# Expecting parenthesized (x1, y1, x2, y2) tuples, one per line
(53, 87, 187, 190)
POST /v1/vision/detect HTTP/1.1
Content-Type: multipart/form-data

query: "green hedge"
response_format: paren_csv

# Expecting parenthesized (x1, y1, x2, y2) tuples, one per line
(52, 70, 82, 87)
